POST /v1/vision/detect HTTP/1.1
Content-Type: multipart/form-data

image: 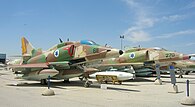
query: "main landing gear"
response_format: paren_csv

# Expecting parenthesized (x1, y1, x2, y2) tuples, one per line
(83, 77, 92, 88)
(63, 79, 70, 83)
(41, 79, 47, 85)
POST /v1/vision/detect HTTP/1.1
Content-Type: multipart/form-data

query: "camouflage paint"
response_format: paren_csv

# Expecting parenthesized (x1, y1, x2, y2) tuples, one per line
(27, 54, 47, 64)
(55, 45, 74, 61)
(118, 50, 148, 63)
(175, 60, 195, 70)
(31, 48, 42, 57)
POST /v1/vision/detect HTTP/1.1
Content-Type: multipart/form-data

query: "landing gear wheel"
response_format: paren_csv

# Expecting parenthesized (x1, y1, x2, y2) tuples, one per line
(185, 71, 189, 75)
(105, 81, 108, 84)
(84, 82, 90, 88)
(41, 79, 47, 85)
(119, 81, 122, 85)
(63, 79, 70, 83)
(79, 77, 84, 81)
(84, 80, 92, 88)
(178, 70, 184, 78)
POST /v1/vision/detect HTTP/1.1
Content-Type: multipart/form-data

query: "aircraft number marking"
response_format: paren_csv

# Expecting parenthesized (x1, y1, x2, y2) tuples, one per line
(54, 50, 59, 57)
(165, 53, 175, 58)
(93, 48, 98, 53)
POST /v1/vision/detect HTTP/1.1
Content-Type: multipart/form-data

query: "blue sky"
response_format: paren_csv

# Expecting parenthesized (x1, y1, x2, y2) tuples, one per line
(0, 0, 195, 56)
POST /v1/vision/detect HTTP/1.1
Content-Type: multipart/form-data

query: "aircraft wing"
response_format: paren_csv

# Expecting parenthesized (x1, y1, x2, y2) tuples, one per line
(9, 61, 71, 69)
(9, 63, 49, 68)
(48, 61, 70, 69)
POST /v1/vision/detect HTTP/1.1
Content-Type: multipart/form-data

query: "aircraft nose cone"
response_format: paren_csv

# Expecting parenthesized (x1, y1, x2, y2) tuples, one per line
(105, 49, 123, 59)
(119, 50, 124, 55)
(183, 55, 191, 60)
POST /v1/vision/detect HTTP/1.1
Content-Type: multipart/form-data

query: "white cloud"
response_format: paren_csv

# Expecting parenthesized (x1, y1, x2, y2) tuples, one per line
(124, 0, 156, 28)
(184, 1, 195, 9)
(125, 29, 195, 42)
(12, 10, 36, 17)
(125, 30, 152, 43)
(186, 42, 195, 46)
(123, 0, 154, 43)
(156, 30, 195, 39)
(124, 0, 139, 9)
(136, 18, 155, 28)
(122, 0, 189, 43)
(160, 14, 186, 22)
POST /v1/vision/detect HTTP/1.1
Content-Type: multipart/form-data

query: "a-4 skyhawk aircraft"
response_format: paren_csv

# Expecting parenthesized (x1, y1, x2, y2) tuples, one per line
(10, 37, 123, 87)
(95, 47, 191, 71)
(120, 47, 195, 77)
(89, 47, 194, 86)
(159, 60, 195, 77)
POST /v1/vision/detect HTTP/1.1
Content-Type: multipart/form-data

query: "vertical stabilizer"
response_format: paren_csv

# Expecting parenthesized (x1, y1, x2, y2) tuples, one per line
(21, 37, 34, 56)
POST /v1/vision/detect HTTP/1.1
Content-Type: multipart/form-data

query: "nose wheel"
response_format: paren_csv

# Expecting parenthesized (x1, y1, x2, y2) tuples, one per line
(83, 78, 92, 88)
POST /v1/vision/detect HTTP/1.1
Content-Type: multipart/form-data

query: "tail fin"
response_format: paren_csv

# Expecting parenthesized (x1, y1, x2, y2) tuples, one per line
(21, 37, 42, 63)
(21, 37, 34, 56)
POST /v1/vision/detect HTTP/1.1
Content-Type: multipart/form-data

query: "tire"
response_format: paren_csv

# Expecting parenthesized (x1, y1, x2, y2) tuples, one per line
(84, 82, 90, 88)
(40, 79, 47, 85)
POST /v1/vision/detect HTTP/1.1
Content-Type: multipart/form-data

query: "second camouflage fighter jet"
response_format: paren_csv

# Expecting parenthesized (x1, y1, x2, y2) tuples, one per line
(94, 47, 192, 76)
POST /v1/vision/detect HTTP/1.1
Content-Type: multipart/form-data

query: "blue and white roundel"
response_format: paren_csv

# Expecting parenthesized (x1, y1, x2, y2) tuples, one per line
(54, 50, 59, 57)
(129, 52, 135, 59)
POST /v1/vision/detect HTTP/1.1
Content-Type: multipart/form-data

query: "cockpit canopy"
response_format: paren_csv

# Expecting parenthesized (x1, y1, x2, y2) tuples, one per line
(151, 47, 167, 51)
(80, 40, 99, 46)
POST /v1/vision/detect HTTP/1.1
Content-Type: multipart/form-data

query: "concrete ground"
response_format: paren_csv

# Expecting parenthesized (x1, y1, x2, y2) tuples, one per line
(0, 69, 195, 107)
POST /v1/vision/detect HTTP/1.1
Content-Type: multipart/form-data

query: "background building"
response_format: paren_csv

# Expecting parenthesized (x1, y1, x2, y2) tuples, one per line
(0, 53, 6, 64)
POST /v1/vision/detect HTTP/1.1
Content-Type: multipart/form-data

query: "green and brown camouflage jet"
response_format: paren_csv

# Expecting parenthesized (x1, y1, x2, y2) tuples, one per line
(175, 60, 195, 73)
(10, 37, 123, 87)
(160, 60, 195, 77)
(124, 47, 195, 76)
(95, 47, 192, 76)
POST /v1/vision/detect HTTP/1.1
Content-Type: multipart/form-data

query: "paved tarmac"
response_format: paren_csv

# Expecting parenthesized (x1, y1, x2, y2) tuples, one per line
(0, 69, 195, 107)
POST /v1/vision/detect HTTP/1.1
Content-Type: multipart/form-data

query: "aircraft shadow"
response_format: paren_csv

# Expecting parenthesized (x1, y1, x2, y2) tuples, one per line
(182, 76, 195, 79)
(117, 83, 140, 86)
(163, 80, 195, 84)
(93, 82, 140, 86)
(126, 77, 154, 82)
(6, 81, 84, 89)
(0, 73, 9, 76)
(160, 75, 187, 79)
(6, 80, 140, 92)
(107, 87, 140, 92)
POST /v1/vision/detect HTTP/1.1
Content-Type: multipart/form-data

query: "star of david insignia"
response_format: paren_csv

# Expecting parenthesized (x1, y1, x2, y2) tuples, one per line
(54, 50, 59, 57)
(129, 53, 135, 59)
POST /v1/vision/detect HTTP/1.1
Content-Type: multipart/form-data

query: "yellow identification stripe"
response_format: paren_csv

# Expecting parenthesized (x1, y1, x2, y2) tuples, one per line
(21, 37, 27, 54)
